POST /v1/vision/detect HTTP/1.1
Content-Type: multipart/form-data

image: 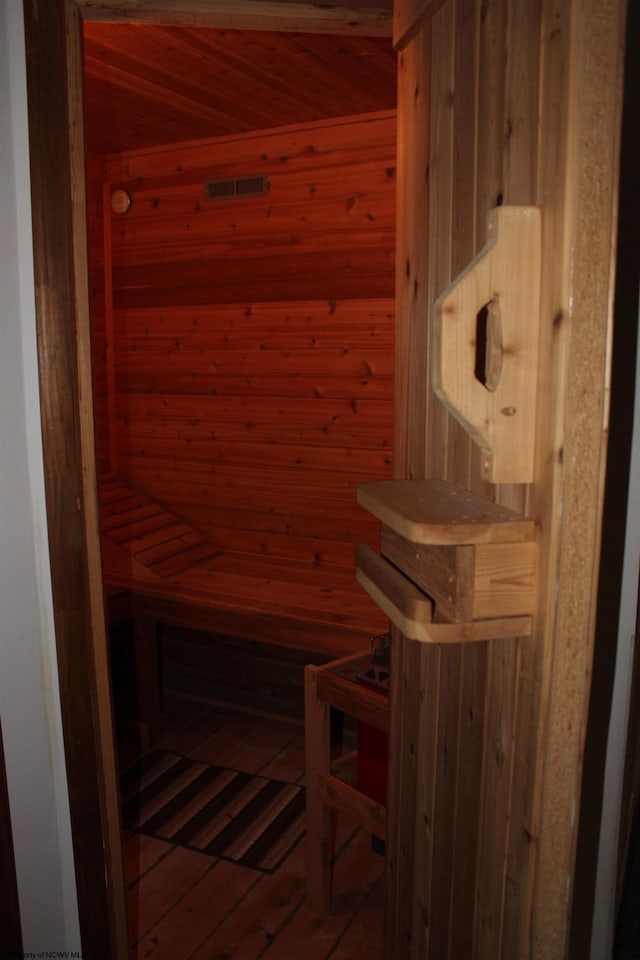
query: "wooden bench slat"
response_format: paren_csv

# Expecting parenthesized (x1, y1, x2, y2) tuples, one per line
(134, 529, 205, 565)
(101, 502, 165, 532)
(150, 542, 223, 579)
(100, 475, 387, 654)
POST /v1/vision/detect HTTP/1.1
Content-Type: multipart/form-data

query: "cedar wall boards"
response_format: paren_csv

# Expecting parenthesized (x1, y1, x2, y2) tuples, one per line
(88, 111, 396, 635)
(87, 151, 111, 477)
(385, 1, 625, 958)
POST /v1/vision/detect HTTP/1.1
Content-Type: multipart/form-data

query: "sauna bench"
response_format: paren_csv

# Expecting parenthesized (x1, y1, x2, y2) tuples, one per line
(100, 476, 387, 661)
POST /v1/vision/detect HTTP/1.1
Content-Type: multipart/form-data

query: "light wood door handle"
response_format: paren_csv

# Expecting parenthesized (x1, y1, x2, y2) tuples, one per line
(433, 206, 541, 484)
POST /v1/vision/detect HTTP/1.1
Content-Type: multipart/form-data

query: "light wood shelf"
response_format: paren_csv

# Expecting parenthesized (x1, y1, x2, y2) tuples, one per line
(356, 479, 536, 643)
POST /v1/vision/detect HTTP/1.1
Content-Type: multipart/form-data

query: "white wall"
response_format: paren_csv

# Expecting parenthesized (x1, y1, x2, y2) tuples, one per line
(0, 0, 80, 950)
(590, 292, 640, 960)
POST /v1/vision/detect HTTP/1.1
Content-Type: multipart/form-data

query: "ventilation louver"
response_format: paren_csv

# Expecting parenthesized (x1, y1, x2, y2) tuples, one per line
(204, 174, 270, 201)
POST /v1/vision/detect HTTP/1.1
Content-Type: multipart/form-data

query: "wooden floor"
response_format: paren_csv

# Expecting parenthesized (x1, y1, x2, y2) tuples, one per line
(121, 694, 385, 960)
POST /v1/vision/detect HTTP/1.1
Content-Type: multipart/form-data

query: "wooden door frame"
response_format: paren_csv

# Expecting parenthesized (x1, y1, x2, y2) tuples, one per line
(23, 1, 394, 955)
(22, 0, 626, 956)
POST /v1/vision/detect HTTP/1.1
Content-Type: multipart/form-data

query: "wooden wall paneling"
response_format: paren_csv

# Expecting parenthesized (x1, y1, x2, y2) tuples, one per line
(422, 4, 463, 957)
(494, 0, 541, 516)
(84, 41, 293, 144)
(112, 259, 395, 309)
(501, 0, 540, 207)
(105, 109, 396, 183)
(501, 634, 538, 956)
(425, 1, 453, 481)
(449, 640, 488, 958)
(469, 0, 504, 503)
(111, 297, 394, 567)
(393, 21, 430, 479)
(100, 116, 397, 603)
(408, 642, 439, 957)
(494, 3, 543, 955)
(387, 0, 487, 955)
(448, 0, 477, 279)
(438, 15, 489, 951)
(469, 1, 535, 956)
(445, 0, 476, 491)
(427, 642, 462, 958)
(474, 637, 519, 956)
(77, 0, 395, 36)
(523, 0, 587, 951)
(108, 161, 394, 230)
(388, 0, 623, 957)
(285, 32, 398, 108)
(86, 152, 110, 476)
(102, 180, 118, 476)
(168, 28, 379, 120)
(376, 36, 432, 958)
(83, 24, 396, 145)
(115, 370, 393, 401)
(107, 122, 397, 309)
(119, 394, 394, 442)
(447, 0, 481, 498)
(386, 636, 430, 953)
(474, 0, 505, 250)
(385, 3, 453, 956)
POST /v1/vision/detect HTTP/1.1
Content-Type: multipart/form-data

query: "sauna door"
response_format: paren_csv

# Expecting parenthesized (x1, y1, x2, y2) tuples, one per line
(22, 0, 624, 955)
(386, 1, 624, 958)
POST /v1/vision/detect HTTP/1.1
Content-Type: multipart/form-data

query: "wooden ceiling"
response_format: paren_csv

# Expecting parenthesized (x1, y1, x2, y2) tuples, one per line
(83, 23, 398, 154)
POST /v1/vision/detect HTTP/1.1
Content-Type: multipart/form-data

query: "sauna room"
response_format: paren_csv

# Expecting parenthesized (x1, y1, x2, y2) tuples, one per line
(17, 0, 626, 954)
(85, 19, 397, 957)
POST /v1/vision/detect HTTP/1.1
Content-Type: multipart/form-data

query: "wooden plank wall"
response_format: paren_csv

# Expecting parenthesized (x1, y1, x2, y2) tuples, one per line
(387, 0, 624, 957)
(95, 112, 396, 578)
(87, 150, 112, 477)
(389, 3, 513, 951)
(393, 0, 544, 952)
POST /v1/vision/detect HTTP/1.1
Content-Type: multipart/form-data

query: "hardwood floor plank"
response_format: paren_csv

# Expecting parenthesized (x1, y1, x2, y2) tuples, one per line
(120, 698, 384, 960)
(259, 733, 307, 785)
(188, 837, 308, 960)
(187, 713, 268, 768)
(327, 876, 384, 960)
(128, 845, 213, 946)
(132, 858, 260, 960)
(222, 720, 304, 777)
(262, 825, 384, 959)
(155, 700, 233, 756)
(123, 832, 174, 888)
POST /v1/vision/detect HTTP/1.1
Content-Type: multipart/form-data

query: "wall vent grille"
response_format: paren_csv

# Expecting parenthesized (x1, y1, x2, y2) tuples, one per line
(204, 174, 270, 201)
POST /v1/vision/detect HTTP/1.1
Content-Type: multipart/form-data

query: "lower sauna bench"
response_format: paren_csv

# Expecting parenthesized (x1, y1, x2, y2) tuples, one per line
(100, 475, 388, 736)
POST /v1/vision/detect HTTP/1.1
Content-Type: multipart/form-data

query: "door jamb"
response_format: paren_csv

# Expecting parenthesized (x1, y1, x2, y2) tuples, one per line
(22, 1, 394, 953)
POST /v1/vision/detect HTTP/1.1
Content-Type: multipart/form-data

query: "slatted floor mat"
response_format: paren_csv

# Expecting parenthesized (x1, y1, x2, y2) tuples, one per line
(121, 750, 306, 873)
(100, 475, 222, 578)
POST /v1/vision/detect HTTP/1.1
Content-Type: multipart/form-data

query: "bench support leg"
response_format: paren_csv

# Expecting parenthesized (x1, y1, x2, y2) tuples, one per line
(305, 665, 332, 915)
(133, 617, 161, 750)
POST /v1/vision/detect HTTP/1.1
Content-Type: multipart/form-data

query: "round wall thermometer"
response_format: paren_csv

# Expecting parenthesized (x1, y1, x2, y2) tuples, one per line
(110, 188, 132, 214)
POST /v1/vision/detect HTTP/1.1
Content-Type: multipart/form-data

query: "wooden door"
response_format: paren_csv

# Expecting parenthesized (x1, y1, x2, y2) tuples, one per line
(387, 1, 626, 958)
(22, 0, 625, 955)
